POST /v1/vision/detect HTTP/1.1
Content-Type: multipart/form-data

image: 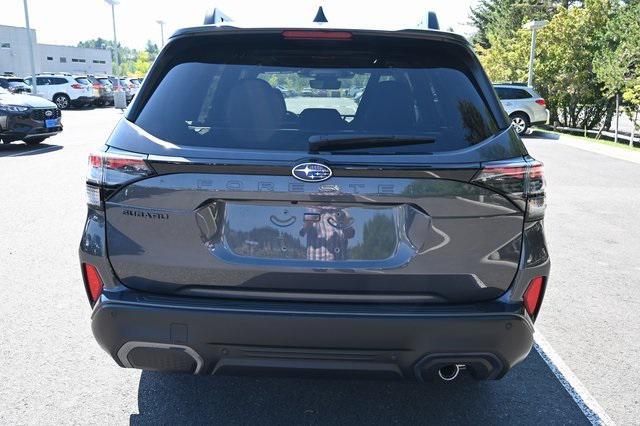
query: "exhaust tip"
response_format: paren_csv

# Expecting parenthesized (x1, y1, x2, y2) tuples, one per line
(438, 364, 461, 381)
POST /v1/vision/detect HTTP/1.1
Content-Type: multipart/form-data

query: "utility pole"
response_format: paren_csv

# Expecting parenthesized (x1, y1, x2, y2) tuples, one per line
(156, 20, 165, 46)
(105, 0, 120, 71)
(523, 20, 548, 87)
(22, 0, 37, 96)
(614, 92, 619, 144)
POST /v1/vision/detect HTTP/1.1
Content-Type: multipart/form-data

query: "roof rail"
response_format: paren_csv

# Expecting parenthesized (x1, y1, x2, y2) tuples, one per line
(203, 8, 231, 25)
(423, 11, 439, 30)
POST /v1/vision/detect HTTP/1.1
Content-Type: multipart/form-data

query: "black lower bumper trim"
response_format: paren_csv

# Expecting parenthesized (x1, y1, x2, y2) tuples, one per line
(91, 291, 534, 380)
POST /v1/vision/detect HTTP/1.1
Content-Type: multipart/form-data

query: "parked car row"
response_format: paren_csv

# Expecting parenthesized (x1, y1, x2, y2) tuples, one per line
(1, 73, 143, 110)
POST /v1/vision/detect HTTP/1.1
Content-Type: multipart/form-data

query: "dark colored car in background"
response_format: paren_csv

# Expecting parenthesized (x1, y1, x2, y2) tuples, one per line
(80, 26, 549, 382)
(0, 87, 62, 145)
(0, 76, 32, 94)
(87, 75, 114, 107)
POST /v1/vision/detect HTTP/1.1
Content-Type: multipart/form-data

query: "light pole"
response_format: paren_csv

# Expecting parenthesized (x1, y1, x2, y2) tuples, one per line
(156, 20, 165, 47)
(22, 0, 37, 96)
(104, 0, 120, 72)
(523, 20, 548, 87)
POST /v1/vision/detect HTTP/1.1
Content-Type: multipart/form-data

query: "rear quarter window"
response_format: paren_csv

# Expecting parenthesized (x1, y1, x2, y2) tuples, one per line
(495, 87, 533, 100)
(134, 36, 500, 154)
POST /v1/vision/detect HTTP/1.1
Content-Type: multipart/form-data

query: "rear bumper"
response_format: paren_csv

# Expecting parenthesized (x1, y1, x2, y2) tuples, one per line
(531, 109, 550, 125)
(91, 288, 534, 380)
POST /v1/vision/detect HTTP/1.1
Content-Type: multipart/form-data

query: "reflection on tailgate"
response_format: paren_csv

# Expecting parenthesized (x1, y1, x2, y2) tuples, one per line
(223, 204, 399, 261)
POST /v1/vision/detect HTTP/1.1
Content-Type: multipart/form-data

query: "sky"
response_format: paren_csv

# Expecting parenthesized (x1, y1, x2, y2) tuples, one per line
(2, 0, 479, 50)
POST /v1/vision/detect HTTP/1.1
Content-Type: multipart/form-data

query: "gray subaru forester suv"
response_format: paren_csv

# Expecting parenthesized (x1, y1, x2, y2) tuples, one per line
(80, 23, 550, 382)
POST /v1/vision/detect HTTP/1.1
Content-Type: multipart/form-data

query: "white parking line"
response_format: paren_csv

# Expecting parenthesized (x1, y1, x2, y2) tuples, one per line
(535, 333, 615, 425)
(4, 145, 60, 157)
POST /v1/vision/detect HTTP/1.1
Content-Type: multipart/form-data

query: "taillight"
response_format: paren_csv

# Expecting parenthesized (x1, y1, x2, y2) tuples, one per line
(535, 99, 546, 106)
(71, 83, 83, 89)
(472, 160, 545, 221)
(523, 276, 546, 318)
(93, 83, 102, 89)
(282, 30, 352, 40)
(82, 263, 104, 304)
(86, 151, 154, 209)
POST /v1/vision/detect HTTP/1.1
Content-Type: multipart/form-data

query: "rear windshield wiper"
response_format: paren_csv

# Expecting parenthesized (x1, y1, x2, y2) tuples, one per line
(308, 134, 436, 153)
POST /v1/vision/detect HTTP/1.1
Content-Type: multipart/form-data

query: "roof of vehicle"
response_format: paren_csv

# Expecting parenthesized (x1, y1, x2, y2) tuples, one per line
(35, 72, 88, 78)
(169, 24, 470, 46)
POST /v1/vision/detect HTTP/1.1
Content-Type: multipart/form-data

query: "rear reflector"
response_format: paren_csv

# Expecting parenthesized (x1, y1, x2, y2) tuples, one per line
(523, 276, 545, 317)
(535, 99, 546, 106)
(83, 263, 103, 303)
(282, 30, 352, 40)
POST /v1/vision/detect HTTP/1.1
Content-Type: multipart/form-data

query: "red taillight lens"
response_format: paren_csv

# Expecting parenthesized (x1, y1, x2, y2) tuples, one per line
(523, 276, 545, 317)
(282, 30, 352, 40)
(535, 99, 546, 106)
(472, 160, 546, 220)
(87, 152, 154, 208)
(87, 152, 152, 186)
(71, 83, 83, 89)
(83, 263, 103, 303)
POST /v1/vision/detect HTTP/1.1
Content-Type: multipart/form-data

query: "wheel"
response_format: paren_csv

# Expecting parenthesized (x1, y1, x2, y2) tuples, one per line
(25, 137, 47, 145)
(53, 94, 71, 110)
(510, 112, 530, 135)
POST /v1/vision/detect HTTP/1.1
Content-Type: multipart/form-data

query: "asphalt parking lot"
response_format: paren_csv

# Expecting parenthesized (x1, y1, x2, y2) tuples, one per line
(1, 108, 638, 424)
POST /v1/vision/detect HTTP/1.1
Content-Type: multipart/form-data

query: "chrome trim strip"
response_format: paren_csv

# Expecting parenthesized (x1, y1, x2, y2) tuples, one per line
(116, 341, 204, 374)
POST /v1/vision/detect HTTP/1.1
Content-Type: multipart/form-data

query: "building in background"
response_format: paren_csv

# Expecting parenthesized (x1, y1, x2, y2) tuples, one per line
(0, 24, 111, 76)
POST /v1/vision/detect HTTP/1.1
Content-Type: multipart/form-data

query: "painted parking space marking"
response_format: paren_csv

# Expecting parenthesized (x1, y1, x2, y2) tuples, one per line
(535, 333, 615, 425)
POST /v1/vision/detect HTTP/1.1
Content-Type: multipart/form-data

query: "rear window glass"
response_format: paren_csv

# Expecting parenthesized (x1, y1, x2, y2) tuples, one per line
(7, 80, 28, 88)
(75, 78, 90, 85)
(495, 87, 532, 100)
(135, 40, 499, 154)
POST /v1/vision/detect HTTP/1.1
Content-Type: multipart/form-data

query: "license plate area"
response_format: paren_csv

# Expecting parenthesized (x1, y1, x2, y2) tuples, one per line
(221, 202, 400, 261)
(45, 118, 59, 128)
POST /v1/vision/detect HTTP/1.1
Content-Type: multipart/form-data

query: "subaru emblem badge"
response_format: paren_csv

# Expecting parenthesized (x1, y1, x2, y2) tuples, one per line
(292, 162, 332, 182)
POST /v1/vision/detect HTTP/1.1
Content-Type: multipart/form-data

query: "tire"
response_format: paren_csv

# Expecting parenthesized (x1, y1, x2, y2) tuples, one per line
(25, 137, 47, 145)
(510, 112, 530, 135)
(53, 94, 71, 110)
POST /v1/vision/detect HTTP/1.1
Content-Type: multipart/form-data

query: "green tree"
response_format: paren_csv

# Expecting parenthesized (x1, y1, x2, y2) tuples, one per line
(594, 1, 640, 137)
(475, 0, 615, 128)
(470, 0, 581, 49)
(145, 40, 159, 62)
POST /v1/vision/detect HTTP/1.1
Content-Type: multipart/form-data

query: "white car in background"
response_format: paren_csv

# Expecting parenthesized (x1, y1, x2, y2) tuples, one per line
(494, 84, 549, 135)
(24, 73, 96, 110)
